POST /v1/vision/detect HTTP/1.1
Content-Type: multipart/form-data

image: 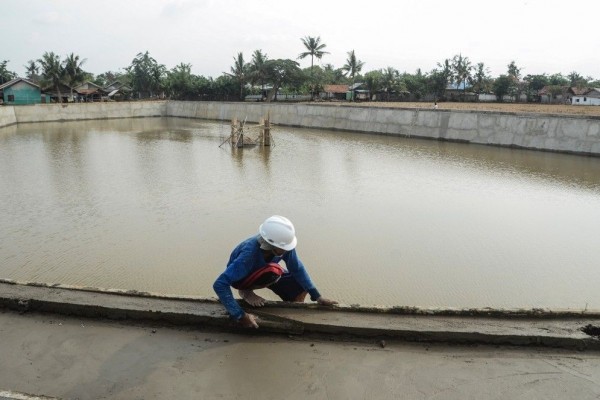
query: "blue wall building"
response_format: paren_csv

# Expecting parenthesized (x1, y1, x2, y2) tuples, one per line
(0, 78, 48, 105)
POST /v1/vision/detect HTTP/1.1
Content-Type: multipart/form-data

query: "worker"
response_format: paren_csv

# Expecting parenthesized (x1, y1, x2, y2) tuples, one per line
(213, 215, 337, 328)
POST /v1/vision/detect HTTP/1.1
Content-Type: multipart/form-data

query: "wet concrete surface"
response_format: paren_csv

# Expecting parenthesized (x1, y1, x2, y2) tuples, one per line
(1, 281, 599, 350)
(1, 309, 600, 400)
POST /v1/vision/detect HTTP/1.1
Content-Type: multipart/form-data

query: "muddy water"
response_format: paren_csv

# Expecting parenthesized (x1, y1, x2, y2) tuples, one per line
(1, 117, 599, 311)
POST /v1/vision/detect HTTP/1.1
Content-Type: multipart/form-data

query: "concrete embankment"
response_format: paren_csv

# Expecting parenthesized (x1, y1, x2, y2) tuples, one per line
(1, 101, 599, 156)
(1, 281, 599, 350)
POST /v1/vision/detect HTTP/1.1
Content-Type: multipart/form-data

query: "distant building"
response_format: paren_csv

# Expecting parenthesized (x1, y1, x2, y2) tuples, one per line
(104, 81, 132, 101)
(0, 78, 48, 105)
(74, 81, 107, 102)
(538, 86, 579, 104)
(320, 84, 349, 100)
(347, 83, 369, 101)
(572, 88, 600, 106)
(42, 83, 74, 103)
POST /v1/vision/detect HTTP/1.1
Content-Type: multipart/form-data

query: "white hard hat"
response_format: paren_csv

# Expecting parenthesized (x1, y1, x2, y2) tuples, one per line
(259, 215, 297, 251)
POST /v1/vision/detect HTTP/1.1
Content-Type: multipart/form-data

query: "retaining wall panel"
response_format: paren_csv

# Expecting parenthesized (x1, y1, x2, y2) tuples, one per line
(4, 101, 600, 156)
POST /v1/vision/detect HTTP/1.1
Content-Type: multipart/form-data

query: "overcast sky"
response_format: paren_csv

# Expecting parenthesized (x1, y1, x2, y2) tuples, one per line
(3, 0, 599, 80)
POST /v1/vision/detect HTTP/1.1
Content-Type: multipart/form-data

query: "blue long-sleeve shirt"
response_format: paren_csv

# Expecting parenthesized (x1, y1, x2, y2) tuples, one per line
(213, 235, 321, 320)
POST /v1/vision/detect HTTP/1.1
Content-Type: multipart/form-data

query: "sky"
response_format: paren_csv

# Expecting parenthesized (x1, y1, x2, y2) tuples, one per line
(2, 0, 599, 80)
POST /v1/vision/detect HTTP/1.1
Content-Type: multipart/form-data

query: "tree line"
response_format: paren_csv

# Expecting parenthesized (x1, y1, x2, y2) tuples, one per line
(2, 36, 599, 103)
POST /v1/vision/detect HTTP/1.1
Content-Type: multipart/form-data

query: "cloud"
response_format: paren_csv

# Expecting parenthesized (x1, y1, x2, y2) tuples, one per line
(160, 0, 208, 18)
(33, 11, 61, 24)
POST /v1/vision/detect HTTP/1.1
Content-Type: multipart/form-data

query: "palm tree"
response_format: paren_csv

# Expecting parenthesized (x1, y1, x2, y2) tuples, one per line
(24, 60, 39, 83)
(381, 67, 399, 100)
(452, 54, 472, 99)
(435, 58, 453, 100)
(248, 50, 269, 97)
(298, 36, 329, 99)
(342, 50, 364, 100)
(38, 52, 65, 103)
(0, 60, 15, 84)
(126, 51, 165, 98)
(228, 52, 248, 100)
(63, 53, 87, 101)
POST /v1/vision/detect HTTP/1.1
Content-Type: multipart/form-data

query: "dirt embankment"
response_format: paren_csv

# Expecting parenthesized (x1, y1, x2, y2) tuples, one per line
(315, 101, 600, 117)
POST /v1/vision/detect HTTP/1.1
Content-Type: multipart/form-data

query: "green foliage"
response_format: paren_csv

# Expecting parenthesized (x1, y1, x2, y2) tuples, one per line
(452, 54, 473, 98)
(213, 75, 237, 100)
(38, 52, 65, 102)
(93, 71, 125, 87)
(0, 60, 16, 84)
(63, 53, 87, 96)
(548, 73, 568, 86)
(364, 70, 383, 96)
(568, 71, 587, 88)
(247, 50, 269, 91)
(24, 60, 39, 83)
(126, 51, 166, 98)
(507, 61, 521, 80)
(263, 59, 304, 101)
(322, 64, 347, 84)
(524, 74, 548, 92)
(165, 63, 195, 100)
(298, 36, 328, 98)
(12, 45, 598, 103)
(342, 50, 364, 85)
(493, 75, 512, 101)
(472, 63, 492, 94)
(227, 52, 249, 100)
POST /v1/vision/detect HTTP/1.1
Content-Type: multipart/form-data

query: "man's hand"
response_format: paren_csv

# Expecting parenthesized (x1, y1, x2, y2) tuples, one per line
(238, 313, 259, 328)
(316, 297, 338, 306)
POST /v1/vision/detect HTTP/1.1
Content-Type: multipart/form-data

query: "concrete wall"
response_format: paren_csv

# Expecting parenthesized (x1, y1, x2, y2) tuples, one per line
(7, 101, 166, 125)
(168, 102, 600, 156)
(0, 105, 17, 127)
(2, 101, 600, 156)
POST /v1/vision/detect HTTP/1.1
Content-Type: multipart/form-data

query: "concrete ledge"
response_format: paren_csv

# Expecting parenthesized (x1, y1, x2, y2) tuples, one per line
(1, 281, 599, 350)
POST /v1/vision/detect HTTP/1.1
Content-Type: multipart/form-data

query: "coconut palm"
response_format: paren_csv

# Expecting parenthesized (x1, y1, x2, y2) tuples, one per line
(63, 53, 87, 101)
(381, 67, 399, 100)
(127, 51, 165, 98)
(228, 52, 249, 100)
(24, 60, 39, 82)
(38, 52, 65, 103)
(342, 50, 364, 86)
(248, 50, 269, 95)
(298, 36, 328, 99)
(452, 54, 472, 98)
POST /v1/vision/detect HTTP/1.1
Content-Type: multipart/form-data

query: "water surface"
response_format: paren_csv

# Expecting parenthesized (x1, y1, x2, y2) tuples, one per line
(1, 117, 599, 310)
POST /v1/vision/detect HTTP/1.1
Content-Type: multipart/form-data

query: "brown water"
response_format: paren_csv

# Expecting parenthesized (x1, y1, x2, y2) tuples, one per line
(1, 117, 599, 310)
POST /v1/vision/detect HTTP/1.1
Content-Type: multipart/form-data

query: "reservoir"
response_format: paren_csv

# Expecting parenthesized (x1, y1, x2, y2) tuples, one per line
(1, 117, 599, 311)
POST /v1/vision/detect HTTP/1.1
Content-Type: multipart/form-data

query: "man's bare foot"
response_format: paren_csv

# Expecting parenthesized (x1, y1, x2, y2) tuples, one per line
(238, 289, 266, 307)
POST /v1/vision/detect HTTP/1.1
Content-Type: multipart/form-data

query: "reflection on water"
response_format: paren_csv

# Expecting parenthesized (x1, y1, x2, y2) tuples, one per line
(1, 117, 600, 310)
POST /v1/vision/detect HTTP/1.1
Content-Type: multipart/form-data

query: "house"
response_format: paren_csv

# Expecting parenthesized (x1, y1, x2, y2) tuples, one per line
(347, 83, 369, 101)
(571, 88, 600, 106)
(74, 81, 107, 102)
(320, 84, 349, 100)
(0, 78, 49, 105)
(43, 83, 75, 103)
(104, 81, 132, 101)
(538, 86, 576, 104)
